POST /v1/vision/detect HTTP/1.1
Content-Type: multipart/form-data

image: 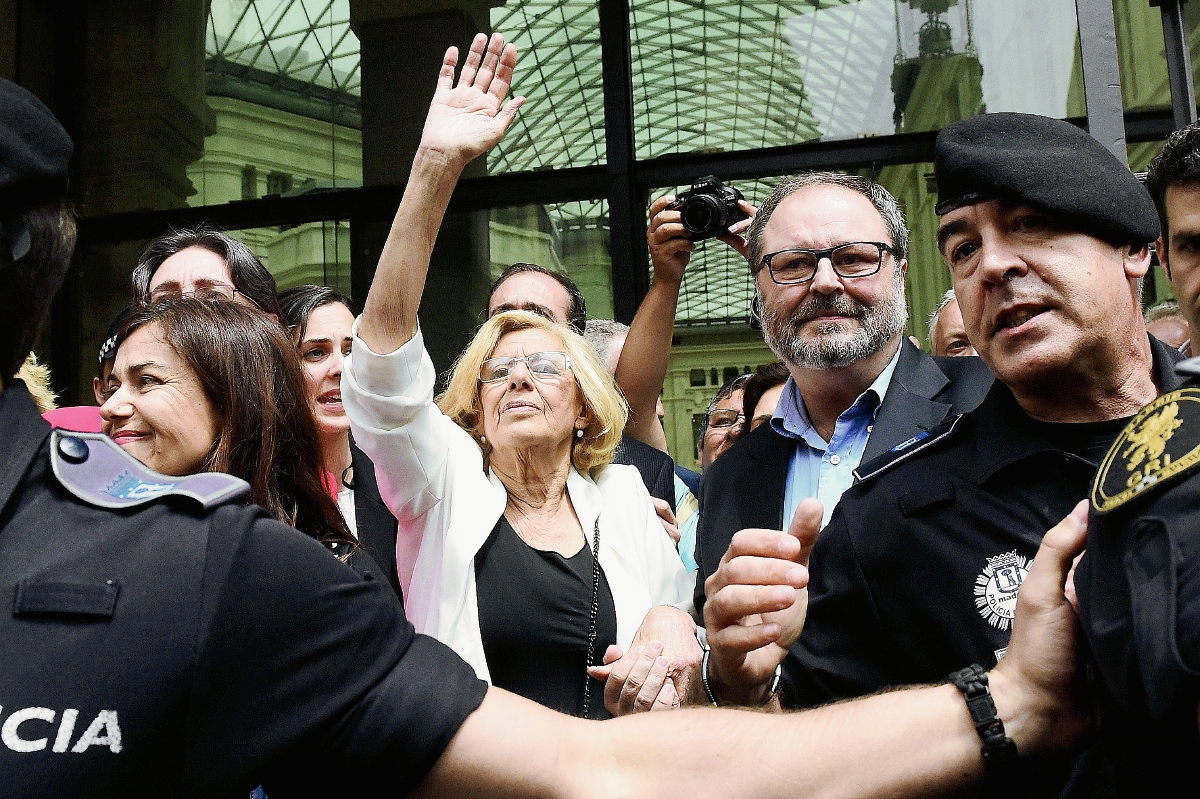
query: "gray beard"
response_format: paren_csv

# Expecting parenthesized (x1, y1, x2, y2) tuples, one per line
(760, 274, 908, 370)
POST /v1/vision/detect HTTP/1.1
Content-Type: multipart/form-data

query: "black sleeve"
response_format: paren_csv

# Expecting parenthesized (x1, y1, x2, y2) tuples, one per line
(185, 511, 487, 797)
(781, 503, 897, 708)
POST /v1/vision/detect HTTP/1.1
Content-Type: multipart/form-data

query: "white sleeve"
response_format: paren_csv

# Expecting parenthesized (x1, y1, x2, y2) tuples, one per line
(341, 321, 480, 523)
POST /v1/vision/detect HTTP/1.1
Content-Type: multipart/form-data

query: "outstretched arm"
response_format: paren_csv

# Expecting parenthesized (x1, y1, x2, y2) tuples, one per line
(358, 33, 524, 356)
(413, 502, 1090, 799)
(617, 195, 754, 452)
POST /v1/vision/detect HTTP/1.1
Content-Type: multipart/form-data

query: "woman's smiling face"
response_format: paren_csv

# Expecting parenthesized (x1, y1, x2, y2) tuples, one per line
(478, 328, 586, 455)
(100, 322, 218, 476)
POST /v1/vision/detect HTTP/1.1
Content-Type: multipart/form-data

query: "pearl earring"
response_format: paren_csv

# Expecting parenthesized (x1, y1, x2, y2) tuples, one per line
(575, 428, 584, 439)
(480, 435, 487, 444)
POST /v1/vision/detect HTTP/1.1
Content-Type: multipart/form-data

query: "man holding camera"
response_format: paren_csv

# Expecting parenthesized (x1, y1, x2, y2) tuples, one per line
(680, 172, 992, 620)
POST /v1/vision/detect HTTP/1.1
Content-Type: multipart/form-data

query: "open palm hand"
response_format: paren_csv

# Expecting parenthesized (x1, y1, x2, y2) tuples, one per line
(421, 32, 525, 166)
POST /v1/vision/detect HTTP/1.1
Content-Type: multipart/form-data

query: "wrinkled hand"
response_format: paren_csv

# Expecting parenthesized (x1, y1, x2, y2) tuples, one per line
(587, 606, 701, 714)
(653, 498, 681, 547)
(703, 498, 821, 705)
(420, 33, 526, 167)
(989, 500, 1092, 755)
(647, 195, 758, 284)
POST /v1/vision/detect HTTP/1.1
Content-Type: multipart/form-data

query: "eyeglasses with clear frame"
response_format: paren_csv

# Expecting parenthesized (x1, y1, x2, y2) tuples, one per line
(707, 409, 745, 430)
(479, 351, 574, 383)
(147, 281, 264, 312)
(757, 241, 899, 285)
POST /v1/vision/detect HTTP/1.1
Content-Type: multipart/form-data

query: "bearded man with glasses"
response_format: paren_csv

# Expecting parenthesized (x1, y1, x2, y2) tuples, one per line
(692, 172, 994, 656)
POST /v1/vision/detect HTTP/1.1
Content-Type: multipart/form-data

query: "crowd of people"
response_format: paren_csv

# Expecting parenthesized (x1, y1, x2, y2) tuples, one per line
(2, 29, 1198, 798)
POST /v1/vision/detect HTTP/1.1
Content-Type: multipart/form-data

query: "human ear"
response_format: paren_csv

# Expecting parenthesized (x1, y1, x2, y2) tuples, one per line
(1123, 243, 1152, 280)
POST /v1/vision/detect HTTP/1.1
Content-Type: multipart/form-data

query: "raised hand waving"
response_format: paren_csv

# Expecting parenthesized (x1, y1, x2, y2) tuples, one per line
(420, 32, 526, 167)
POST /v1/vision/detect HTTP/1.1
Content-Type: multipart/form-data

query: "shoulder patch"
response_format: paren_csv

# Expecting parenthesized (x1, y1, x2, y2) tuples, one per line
(853, 413, 966, 485)
(50, 430, 250, 510)
(1091, 388, 1200, 514)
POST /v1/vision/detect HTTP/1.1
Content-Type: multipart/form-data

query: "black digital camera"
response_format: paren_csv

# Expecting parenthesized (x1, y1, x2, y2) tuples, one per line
(668, 175, 749, 241)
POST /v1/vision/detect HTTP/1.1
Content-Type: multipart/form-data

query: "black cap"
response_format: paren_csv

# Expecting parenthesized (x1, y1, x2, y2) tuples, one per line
(934, 113, 1159, 245)
(0, 77, 72, 217)
(98, 305, 135, 364)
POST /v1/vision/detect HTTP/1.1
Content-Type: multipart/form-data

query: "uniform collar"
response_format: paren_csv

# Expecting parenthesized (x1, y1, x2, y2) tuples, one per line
(771, 343, 902, 443)
(974, 335, 1184, 482)
(0, 380, 52, 518)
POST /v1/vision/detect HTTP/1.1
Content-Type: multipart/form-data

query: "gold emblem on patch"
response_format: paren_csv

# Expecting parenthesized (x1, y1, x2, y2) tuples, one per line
(1092, 388, 1200, 513)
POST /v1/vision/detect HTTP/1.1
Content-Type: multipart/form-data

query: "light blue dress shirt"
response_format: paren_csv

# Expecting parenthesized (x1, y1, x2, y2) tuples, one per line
(772, 346, 902, 529)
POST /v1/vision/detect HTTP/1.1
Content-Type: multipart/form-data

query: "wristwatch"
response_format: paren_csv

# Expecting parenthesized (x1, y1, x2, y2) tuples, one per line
(948, 664, 1019, 773)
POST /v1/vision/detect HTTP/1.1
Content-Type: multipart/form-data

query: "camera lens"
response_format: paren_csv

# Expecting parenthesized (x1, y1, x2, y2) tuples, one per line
(681, 196, 721, 237)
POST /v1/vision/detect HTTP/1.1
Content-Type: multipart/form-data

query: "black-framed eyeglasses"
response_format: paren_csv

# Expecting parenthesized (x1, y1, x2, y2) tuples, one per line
(479, 351, 574, 383)
(757, 241, 899, 285)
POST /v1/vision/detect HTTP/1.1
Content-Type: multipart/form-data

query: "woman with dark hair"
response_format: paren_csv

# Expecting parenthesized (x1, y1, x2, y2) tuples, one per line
(279, 284, 403, 598)
(99, 297, 354, 551)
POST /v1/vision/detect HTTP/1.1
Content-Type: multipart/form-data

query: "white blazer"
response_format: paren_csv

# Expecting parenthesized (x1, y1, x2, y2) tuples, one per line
(342, 322, 693, 682)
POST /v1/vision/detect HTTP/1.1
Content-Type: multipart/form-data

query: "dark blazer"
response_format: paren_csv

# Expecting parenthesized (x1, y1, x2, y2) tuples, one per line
(349, 443, 403, 601)
(693, 340, 994, 613)
(613, 435, 676, 513)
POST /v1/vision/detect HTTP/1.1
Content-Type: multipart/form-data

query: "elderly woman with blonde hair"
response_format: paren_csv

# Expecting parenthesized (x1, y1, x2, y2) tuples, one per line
(343, 35, 696, 719)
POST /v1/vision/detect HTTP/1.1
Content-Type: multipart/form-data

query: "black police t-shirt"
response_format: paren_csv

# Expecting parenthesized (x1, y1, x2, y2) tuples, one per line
(0, 435, 487, 799)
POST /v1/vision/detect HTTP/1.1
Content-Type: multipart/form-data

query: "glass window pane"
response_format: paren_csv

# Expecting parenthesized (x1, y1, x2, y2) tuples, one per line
(489, 1, 606, 172)
(229, 222, 353, 295)
(631, 0, 1083, 159)
(489, 200, 614, 318)
(196, 1, 362, 207)
(1112, 1, 1200, 113)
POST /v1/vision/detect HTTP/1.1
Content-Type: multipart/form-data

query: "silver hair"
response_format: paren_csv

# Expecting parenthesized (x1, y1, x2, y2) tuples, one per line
(583, 318, 630, 368)
(745, 172, 909, 271)
(927, 288, 958, 344)
(757, 265, 908, 370)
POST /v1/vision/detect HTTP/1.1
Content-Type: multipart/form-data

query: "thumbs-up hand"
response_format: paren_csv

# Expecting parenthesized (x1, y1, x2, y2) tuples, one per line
(701, 498, 823, 706)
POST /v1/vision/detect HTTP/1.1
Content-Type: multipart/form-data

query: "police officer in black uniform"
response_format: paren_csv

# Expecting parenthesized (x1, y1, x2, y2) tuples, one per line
(0, 43, 1111, 799)
(704, 112, 1176, 794)
(1076, 363, 1200, 792)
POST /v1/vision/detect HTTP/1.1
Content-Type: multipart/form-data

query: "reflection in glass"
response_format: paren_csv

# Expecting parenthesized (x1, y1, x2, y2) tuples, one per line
(490, 0, 606, 172)
(489, 200, 615, 319)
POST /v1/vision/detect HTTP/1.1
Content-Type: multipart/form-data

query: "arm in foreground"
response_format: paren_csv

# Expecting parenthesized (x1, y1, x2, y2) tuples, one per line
(357, 33, 524, 356)
(412, 501, 1092, 799)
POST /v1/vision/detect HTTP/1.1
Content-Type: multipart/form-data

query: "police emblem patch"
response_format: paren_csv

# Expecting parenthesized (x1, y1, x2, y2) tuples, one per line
(1091, 388, 1200, 513)
(973, 550, 1029, 631)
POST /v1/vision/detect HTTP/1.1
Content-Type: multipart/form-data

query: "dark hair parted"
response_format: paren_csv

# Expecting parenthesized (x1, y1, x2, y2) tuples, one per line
(1, 197, 77, 377)
(490, 263, 587, 335)
(740, 362, 790, 424)
(115, 298, 353, 547)
(130, 225, 283, 318)
(1146, 123, 1200, 256)
(278, 284, 357, 344)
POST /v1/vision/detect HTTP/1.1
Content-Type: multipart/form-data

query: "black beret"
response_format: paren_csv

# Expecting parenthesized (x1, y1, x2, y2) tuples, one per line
(1079, 362, 1200, 731)
(0, 77, 73, 217)
(934, 112, 1159, 245)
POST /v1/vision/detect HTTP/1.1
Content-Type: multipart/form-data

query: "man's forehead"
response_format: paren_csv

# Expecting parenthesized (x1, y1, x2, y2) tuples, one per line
(488, 272, 571, 321)
(764, 184, 888, 245)
(1164, 184, 1200, 220)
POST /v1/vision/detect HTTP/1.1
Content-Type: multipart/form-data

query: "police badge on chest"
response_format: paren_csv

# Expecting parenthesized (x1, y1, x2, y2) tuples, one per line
(973, 550, 1029, 632)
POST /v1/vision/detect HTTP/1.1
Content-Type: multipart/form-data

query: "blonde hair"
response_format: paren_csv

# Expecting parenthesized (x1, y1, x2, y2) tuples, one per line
(17, 352, 57, 413)
(438, 311, 627, 476)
